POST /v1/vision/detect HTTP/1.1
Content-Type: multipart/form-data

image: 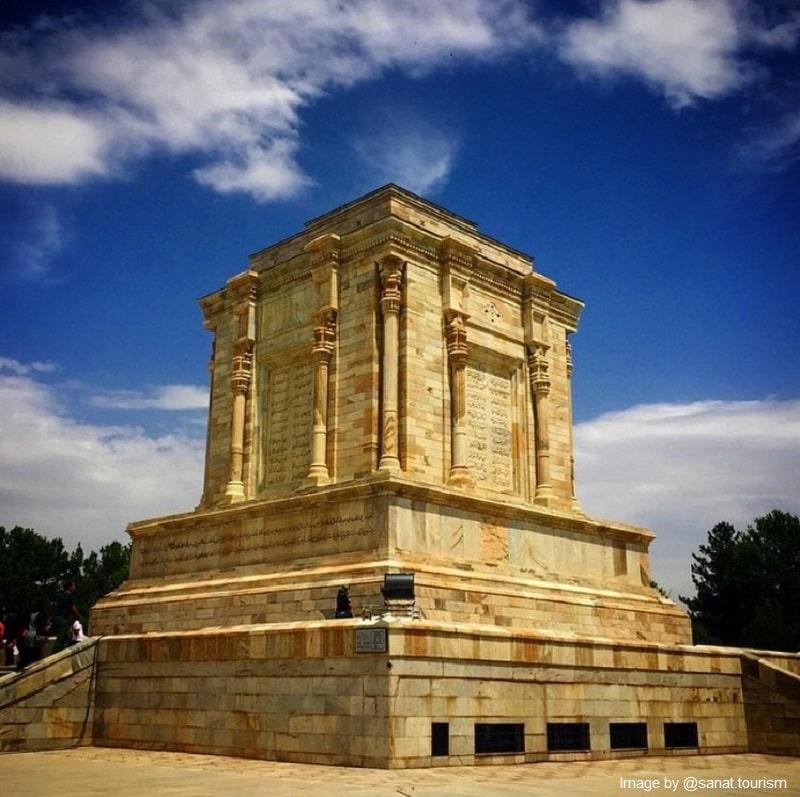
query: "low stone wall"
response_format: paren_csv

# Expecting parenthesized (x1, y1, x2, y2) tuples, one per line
(0, 638, 99, 752)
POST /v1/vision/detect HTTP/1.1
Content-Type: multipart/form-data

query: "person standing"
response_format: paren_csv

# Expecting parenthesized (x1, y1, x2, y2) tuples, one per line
(53, 580, 80, 653)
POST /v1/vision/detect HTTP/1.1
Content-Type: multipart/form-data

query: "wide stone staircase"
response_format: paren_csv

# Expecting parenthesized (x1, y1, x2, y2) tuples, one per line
(0, 638, 99, 752)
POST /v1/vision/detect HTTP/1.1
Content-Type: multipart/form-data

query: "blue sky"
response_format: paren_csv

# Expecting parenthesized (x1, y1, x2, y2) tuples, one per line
(1, 0, 798, 599)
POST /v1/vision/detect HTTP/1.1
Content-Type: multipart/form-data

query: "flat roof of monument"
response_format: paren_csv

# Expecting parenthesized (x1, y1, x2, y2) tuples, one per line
(248, 183, 534, 264)
(304, 183, 478, 231)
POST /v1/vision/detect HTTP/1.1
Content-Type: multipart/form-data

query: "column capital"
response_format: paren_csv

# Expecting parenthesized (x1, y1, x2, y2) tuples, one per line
(312, 309, 337, 362)
(444, 310, 469, 363)
(566, 338, 574, 379)
(527, 342, 551, 395)
(379, 255, 404, 316)
(230, 348, 253, 394)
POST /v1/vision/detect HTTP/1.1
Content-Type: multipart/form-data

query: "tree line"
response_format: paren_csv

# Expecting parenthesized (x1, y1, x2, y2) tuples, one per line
(0, 525, 130, 634)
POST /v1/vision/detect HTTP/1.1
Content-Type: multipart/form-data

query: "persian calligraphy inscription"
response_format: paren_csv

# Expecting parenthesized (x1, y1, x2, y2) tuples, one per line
(263, 362, 312, 487)
(136, 503, 376, 576)
(466, 363, 513, 491)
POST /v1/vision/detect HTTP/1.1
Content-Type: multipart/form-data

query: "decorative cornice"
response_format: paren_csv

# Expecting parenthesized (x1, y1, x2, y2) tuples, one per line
(342, 231, 437, 264)
(304, 232, 341, 268)
(468, 262, 522, 300)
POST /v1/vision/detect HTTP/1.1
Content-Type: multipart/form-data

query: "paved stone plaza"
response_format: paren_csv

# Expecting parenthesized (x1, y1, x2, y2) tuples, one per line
(4, 749, 799, 796)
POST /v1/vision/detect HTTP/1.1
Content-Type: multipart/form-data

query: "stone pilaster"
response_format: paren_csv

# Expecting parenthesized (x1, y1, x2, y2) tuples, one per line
(378, 254, 404, 472)
(306, 309, 337, 485)
(527, 341, 552, 506)
(523, 273, 556, 507)
(566, 337, 580, 510)
(223, 270, 258, 503)
(303, 234, 340, 486)
(445, 310, 473, 487)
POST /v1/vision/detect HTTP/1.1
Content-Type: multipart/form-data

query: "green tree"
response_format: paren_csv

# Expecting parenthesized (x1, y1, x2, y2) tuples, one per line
(682, 510, 800, 650)
(1, 525, 130, 633)
(0, 525, 71, 614)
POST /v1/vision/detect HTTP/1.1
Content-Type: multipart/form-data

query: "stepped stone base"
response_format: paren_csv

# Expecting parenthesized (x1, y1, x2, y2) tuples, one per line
(91, 477, 691, 646)
(88, 620, 800, 768)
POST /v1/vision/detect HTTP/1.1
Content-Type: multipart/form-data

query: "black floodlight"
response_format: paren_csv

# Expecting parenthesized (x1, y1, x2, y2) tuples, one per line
(381, 572, 414, 602)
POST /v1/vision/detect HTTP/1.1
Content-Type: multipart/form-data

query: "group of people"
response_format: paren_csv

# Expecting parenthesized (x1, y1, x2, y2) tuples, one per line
(1, 580, 86, 671)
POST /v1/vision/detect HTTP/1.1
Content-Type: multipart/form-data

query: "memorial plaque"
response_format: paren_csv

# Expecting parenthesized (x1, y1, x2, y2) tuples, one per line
(263, 362, 313, 486)
(466, 363, 513, 491)
(355, 627, 388, 653)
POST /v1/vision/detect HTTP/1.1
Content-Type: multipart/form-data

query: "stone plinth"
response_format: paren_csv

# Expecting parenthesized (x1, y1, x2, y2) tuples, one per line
(90, 619, 800, 767)
(92, 476, 690, 645)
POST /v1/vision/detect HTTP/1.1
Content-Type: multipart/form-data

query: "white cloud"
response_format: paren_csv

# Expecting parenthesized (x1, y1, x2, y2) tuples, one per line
(0, 369, 205, 553)
(560, 0, 799, 108)
(90, 384, 209, 411)
(0, 358, 57, 375)
(0, 0, 540, 199)
(0, 101, 110, 184)
(574, 399, 800, 600)
(352, 117, 459, 195)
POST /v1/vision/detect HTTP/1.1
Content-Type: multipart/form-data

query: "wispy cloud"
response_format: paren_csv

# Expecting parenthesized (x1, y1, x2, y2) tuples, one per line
(575, 399, 800, 599)
(736, 109, 800, 172)
(6, 205, 66, 281)
(0, 367, 205, 552)
(90, 384, 209, 411)
(0, 0, 540, 200)
(352, 116, 459, 195)
(560, 0, 799, 109)
(0, 357, 57, 375)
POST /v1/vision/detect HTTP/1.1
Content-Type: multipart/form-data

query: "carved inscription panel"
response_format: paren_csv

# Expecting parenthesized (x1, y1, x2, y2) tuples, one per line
(466, 363, 514, 491)
(134, 501, 376, 578)
(262, 362, 312, 488)
(261, 281, 312, 337)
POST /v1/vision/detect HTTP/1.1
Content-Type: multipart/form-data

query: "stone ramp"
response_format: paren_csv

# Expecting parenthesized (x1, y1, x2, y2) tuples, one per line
(0, 638, 99, 752)
(742, 652, 800, 756)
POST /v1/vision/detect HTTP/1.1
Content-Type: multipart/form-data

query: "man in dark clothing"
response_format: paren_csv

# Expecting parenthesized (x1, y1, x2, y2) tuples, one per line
(53, 580, 79, 653)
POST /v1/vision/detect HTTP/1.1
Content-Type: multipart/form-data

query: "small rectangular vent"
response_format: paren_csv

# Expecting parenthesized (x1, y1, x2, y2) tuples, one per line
(546, 722, 591, 752)
(610, 722, 648, 750)
(474, 723, 525, 755)
(664, 722, 699, 749)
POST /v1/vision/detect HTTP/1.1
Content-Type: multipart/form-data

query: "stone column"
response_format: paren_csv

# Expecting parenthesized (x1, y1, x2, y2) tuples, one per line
(445, 311, 473, 487)
(224, 349, 252, 500)
(528, 342, 552, 506)
(223, 270, 258, 503)
(378, 255, 404, 472)
(306, 309, 337, 485)
(566, 338, 580, 511)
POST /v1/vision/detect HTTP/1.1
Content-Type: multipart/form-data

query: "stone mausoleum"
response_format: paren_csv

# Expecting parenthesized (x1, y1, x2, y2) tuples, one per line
(84, 185, 799, 766)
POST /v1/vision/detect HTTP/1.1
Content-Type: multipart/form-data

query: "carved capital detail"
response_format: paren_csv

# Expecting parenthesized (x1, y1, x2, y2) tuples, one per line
(230, 348, 253, 394)
(527, 343, 551, 395)
(379, 255, 404, 316)
(445, 310, 468, 364)
(566, 339, 574, 379)
(312, 309, 337, 364)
